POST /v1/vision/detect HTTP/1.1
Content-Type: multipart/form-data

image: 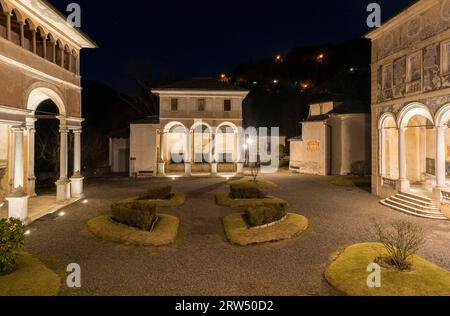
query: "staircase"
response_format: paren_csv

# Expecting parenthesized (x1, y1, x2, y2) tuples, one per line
(380, 192, 448, 220)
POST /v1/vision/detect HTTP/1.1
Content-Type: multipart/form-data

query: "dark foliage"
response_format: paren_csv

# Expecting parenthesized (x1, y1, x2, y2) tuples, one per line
(230, 185, 266, 199)
(138, 186, 173, 200)
(111, 200, 157, 231)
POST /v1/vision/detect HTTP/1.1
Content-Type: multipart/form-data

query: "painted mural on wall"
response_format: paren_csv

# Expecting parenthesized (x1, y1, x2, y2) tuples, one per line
(376, 0, 450, 103)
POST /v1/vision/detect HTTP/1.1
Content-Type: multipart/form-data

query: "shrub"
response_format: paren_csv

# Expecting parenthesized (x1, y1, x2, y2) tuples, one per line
(0, 218, 26, 274)
(138, 186, 172, 200)
(111, 200, 157, 231)
(230, 184, 266, 199)
(246, 203, 288, 227)
(371, 220, 425, 271)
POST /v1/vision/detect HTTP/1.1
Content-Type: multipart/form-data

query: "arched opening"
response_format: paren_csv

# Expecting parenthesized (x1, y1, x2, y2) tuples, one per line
(10, 9, 21, 46)
(216, 123, 238, 173)
(46, 33, 55, 63)
(34, 100, 61, 194)
(64, 45, 71, 70)
(379, 115, 398, 180)
(192, 123, 212, 164)
(55, 40, 63, 66)
(23, 19, 34, 52)
(399, 105, 436, 194)
(0, 2, 7, 39)
(35, 27, 45, 58)
(164, 123, 187, 173)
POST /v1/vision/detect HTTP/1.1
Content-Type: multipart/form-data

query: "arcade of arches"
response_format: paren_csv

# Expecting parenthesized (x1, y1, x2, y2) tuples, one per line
(158, 122, 243, 175)
(378, 103, 450, 201)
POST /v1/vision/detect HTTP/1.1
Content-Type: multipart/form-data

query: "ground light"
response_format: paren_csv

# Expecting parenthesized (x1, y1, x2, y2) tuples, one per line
(82, 199, 88, 204)
(25, 230, 31, 236)
(58, 211, 65, 217)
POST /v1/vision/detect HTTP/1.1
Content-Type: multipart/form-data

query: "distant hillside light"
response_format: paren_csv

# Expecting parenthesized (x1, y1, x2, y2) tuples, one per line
(317, 53, 325, 62)
(273, 79, 279, 84)
(349, 67, 357, 73)
(275, 54, 283, 63)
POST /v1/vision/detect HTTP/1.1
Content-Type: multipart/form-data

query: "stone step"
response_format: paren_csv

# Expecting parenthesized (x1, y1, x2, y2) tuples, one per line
(384, 199, 443, 216)
(395, 193, 434, 207)
(380, 200, 448, 221)
(390, 196, 440, 211)
(399, 192, 433, 204)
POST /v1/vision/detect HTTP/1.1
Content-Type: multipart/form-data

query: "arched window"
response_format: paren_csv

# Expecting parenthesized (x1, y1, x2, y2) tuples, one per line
(71, 49, 77, 74)
(36, 27, 45, 58)
(23, 19, 34, 52)
(10, 9, 22, 46)
(46, 34, 55, 63)
(64, 45, 70, 70)
(55, 40, 63, 66)
(0, 3, 7, 39)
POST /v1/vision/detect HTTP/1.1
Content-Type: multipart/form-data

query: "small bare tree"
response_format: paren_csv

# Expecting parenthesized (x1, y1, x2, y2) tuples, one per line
(249, 162, 260, 182)
(371, 220, 425, 271)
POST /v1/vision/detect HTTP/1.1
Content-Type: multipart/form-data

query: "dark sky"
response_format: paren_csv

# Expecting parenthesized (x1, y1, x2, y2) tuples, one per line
(48, 0, 416, 93)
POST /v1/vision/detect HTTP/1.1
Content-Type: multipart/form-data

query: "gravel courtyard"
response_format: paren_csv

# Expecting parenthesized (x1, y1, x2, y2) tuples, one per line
(24, 173, 450, 296)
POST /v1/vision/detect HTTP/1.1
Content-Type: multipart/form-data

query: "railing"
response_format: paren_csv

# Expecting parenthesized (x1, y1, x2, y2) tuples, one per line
(382, 177, 397, 189)
(441, 190, 450, 204)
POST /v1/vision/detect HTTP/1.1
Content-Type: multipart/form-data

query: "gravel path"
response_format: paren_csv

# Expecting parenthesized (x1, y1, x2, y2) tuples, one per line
(24, 173, 450, 296)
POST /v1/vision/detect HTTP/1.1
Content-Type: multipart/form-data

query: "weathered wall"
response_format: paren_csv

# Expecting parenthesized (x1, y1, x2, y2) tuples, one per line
(109, 138, 130, 173)
(130, 124, 158, 176)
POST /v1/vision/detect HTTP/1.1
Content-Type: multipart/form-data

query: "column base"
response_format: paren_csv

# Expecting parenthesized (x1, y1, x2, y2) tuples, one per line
(211, 162, 218, 175)
(6, 190, 30, 224)
(70, 176, 84, 198)
(433, 187, 447, 202)
(27, 177, 37, 197)
(56, 179, 71, 202)
(396, 179, 410, 192)
(157, 162, 166, 177)
(184, 162, 192, 176)
(236, 162, 244, 175)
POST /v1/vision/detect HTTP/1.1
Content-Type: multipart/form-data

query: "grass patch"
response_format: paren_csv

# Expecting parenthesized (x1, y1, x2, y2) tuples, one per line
(87, 214, 179, 246)
(326, 176, 371, 189)
(227, 179, 279, 189)
(325, 243, 450, 296)
(0, 253, 60, 296)
(223, 213, 308, 246)
(116, 192, 186, 208)
(215, 192, 288, 207)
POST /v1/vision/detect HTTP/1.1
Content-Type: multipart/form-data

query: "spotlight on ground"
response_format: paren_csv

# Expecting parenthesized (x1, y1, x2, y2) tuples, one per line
(58, 211, 65, 217)
(82, 199, 88, 204)
(25, 230, 31, 236)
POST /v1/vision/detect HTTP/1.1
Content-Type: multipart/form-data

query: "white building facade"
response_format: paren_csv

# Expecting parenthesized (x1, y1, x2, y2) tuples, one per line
(0, 0, 95, 223)
(130, 78, 250, 177)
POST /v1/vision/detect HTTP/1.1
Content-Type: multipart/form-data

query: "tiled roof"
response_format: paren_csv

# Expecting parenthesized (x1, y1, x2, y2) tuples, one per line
(153, 78, 248, 92)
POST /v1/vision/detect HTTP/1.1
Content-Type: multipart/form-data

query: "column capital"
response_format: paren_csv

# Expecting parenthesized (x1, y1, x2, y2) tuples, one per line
(71, 128, 83, 134)
(11, 125, 26, 132)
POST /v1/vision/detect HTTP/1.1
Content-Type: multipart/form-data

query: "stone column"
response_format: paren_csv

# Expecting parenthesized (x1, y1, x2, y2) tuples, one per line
(434, 125, 447, 201)
(397, 127, 409, 192)
(6, 12, 11, 40)
(70, 129, 84, 198)
(52, 41, 56, 63)
(6, 126, 29, 223)
(211, 131, 217, 175)
(157, 131, 166, 176)
(26, 118, 36, 197)
(19, 22, 24, 47)
(184, 131, 192, 176)
(32, 30, 36, 53)
(56, 118, 70, 202)
(236, 129, 244, 174)
(42, 35, 47, 59)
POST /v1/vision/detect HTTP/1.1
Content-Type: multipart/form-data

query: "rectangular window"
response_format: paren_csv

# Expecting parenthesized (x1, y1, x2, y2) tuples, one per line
(382, 64, 393, 90)
(197, 99, 205, 111)
(406, 52, 422, 83)
(224, 99, 231, 112)
(170, 98, 178, 111)
(441, 40, 450, 75)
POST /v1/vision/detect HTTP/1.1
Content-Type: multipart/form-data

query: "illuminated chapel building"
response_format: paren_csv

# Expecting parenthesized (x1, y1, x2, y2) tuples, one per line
(367, 0, 450, 219)
(0, 0, 96, 223)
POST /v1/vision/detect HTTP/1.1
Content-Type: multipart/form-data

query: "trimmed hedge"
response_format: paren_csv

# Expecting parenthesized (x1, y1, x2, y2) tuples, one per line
(246, 202, 288, 227)
(111, 200, 157, 231)
(230, 184, 266, 199)
(138, 186, 173, 200)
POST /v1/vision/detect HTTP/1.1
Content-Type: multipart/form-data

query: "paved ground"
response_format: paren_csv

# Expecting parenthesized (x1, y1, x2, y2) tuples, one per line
(23, 173, 450, 296)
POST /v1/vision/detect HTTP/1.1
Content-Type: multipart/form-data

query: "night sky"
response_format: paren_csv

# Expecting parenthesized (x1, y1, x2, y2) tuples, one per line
(48, 0, 416, 93)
